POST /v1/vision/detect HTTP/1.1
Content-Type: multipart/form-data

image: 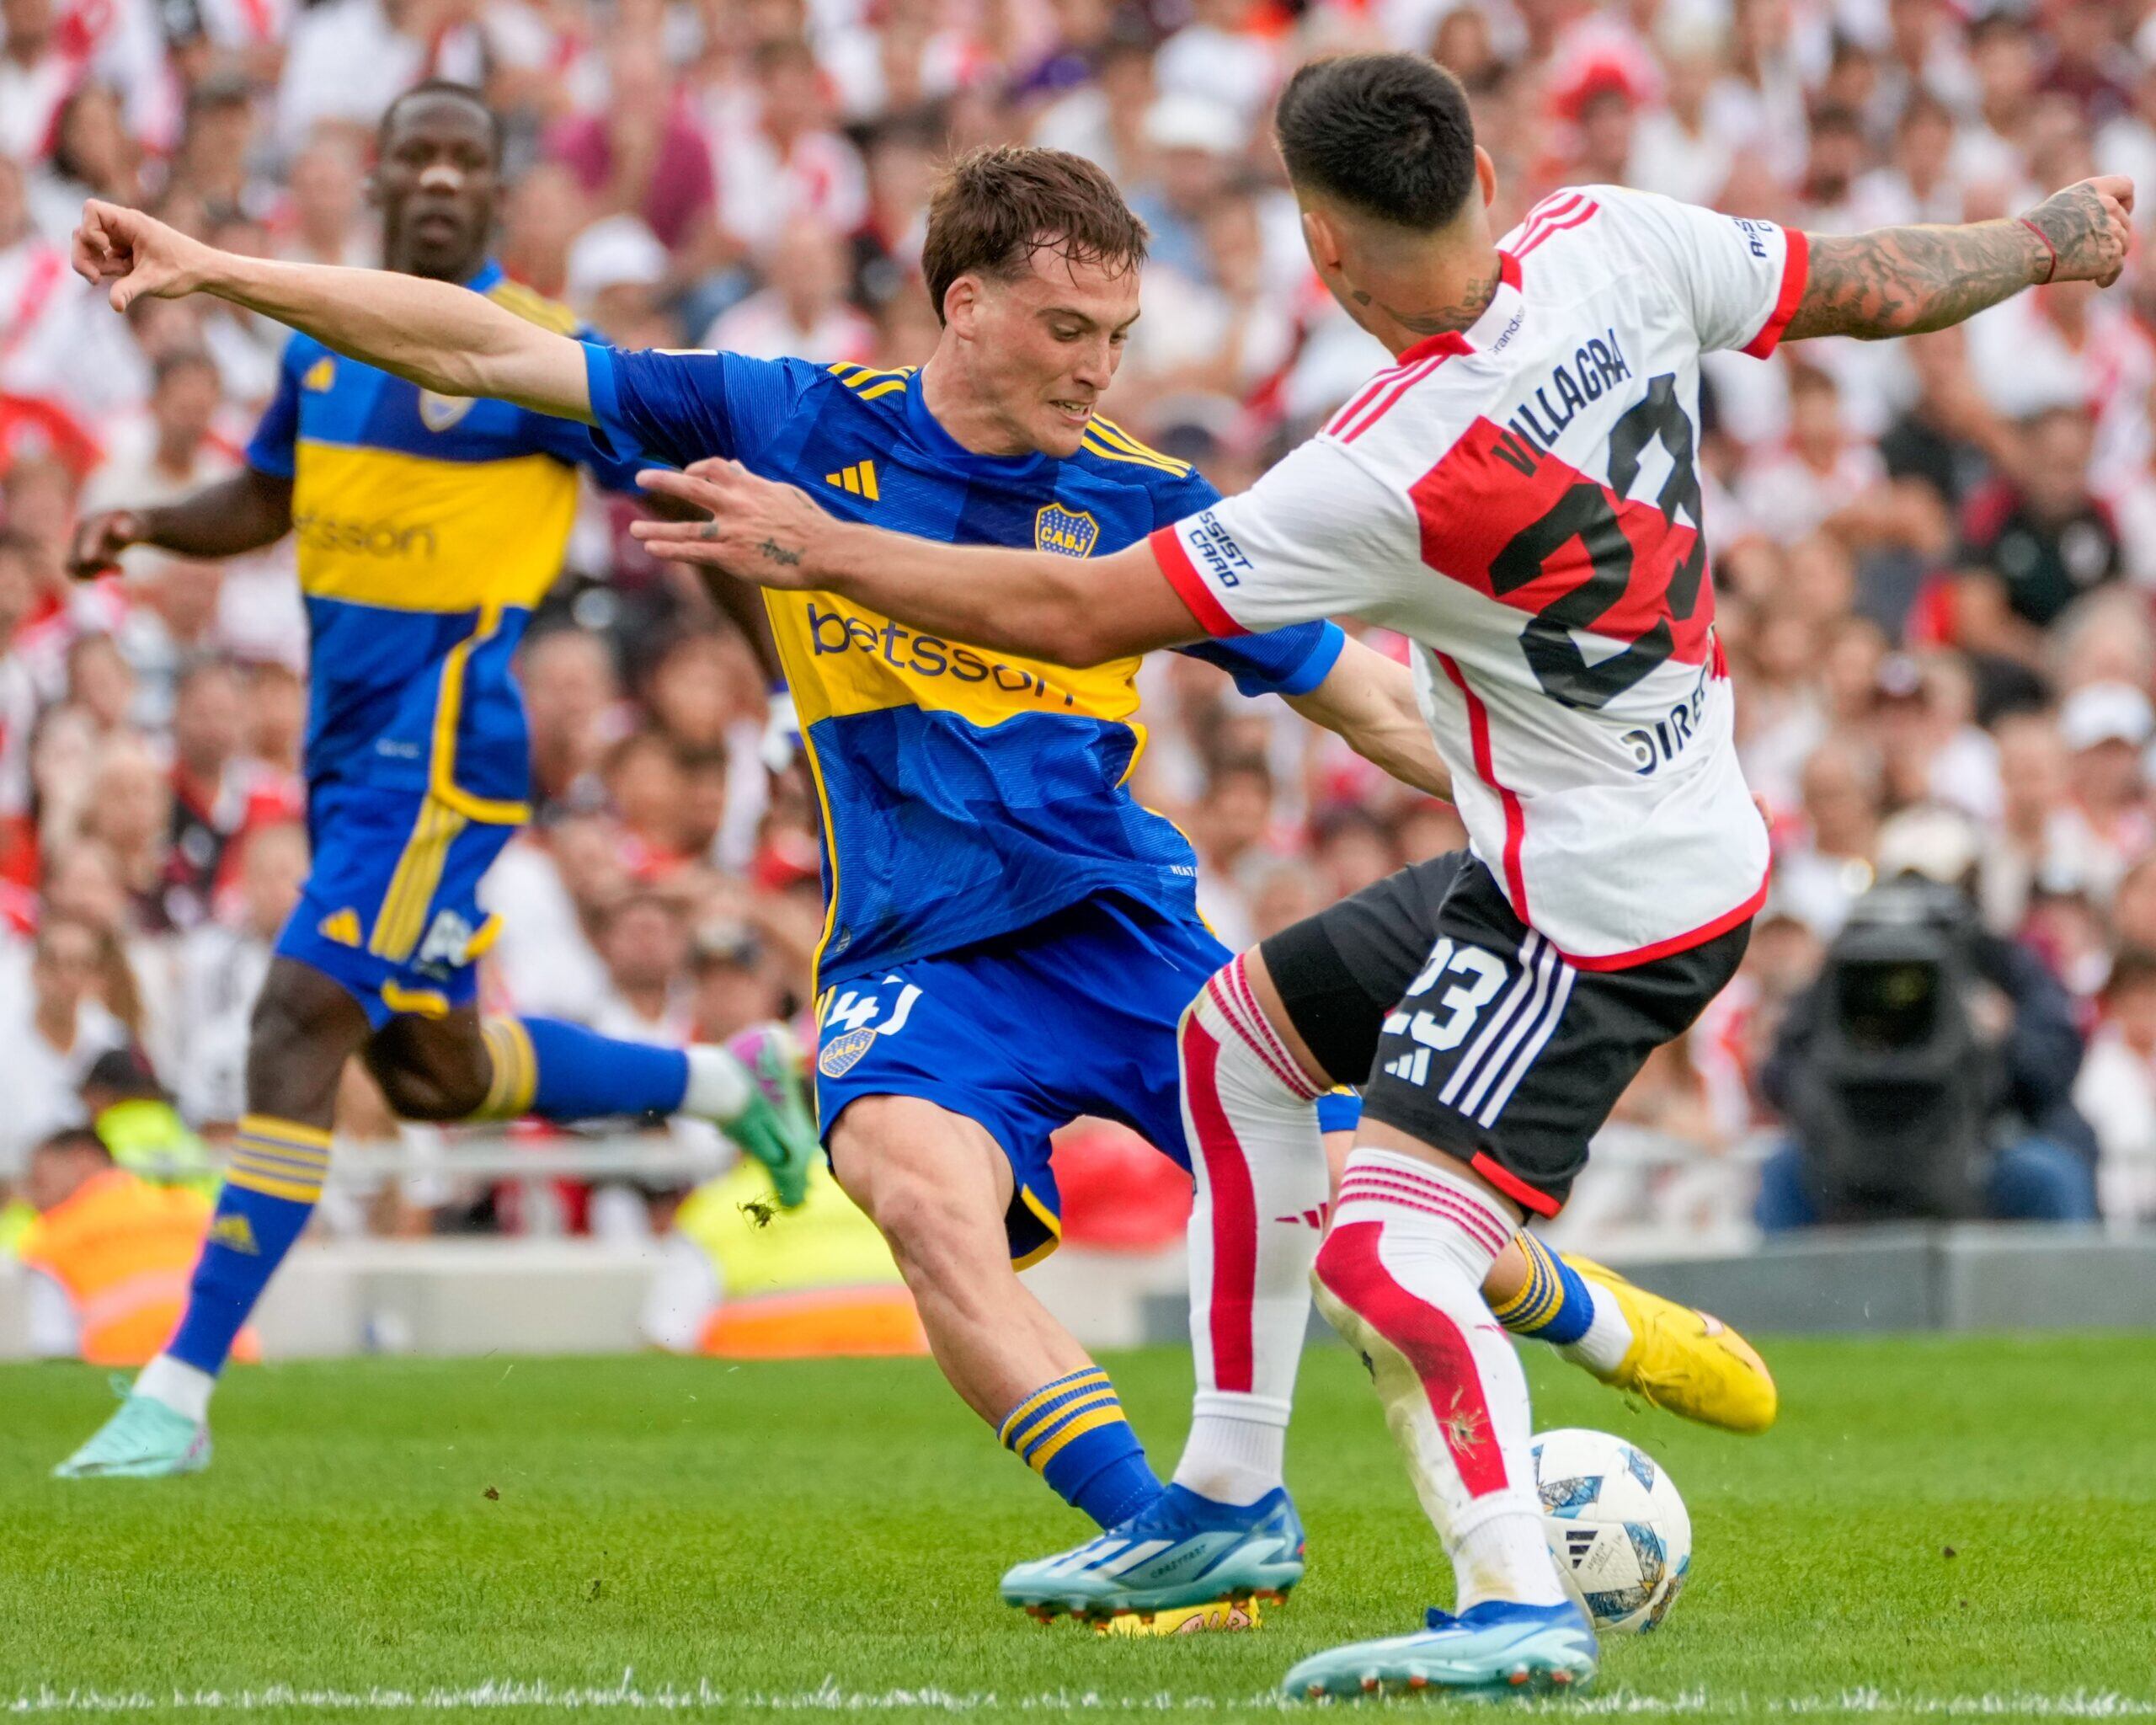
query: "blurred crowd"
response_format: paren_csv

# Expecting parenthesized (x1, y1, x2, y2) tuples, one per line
(7, 0, 2156, 1244)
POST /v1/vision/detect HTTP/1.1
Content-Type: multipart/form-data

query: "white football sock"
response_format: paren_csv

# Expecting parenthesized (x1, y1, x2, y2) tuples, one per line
(1556, 1284, 1633, 1377)
(136, 1354, 214, 1423)
(1313, 1147, 1566, 1611)
(681, 1044, 754, 1122)
(1171, 958, 1331, 1507)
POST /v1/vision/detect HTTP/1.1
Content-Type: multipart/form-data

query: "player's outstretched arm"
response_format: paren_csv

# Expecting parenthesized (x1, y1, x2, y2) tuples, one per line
(632, 460, 1207, 664)
(1785, 176, 2132, 343)
(68, 468, 294, 578)
(1287, 639, 1452, 801)
(71, 200, 592, 420)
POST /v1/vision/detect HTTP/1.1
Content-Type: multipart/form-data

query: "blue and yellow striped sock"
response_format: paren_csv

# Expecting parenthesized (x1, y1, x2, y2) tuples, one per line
(998, 1367, 1164, 1530)
(470, 1016, 690, 1122)
(165, 1114, 330, 1376)
(1489, 1231, 1595, 1347)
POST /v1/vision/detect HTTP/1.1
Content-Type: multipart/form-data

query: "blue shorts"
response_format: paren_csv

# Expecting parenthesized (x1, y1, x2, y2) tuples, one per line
(812, 896, 1358, 1266)
(275, 782, 515, 1030)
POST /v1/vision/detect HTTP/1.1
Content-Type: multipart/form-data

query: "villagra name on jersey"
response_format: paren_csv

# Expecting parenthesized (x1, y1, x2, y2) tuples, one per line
(1492, 328, 1633, 466)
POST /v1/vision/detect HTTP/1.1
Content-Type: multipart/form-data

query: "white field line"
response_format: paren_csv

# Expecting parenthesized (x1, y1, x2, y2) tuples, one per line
(5, 1680, 2156, 1717)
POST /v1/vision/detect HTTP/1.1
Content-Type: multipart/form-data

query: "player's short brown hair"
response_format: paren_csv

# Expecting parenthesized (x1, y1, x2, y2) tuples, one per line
(921, 146, 1148, 325)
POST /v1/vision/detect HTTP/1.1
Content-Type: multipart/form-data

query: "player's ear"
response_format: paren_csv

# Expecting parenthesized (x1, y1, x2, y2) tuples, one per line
(1475, 147, 1497, 210)
(942, 273, 977, 334)
(1300, 206, 1342, 276)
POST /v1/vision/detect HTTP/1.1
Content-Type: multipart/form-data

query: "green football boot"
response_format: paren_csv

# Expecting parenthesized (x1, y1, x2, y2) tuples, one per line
(710, 1023, 819, 1209)
(55, 1391, 211, 1480)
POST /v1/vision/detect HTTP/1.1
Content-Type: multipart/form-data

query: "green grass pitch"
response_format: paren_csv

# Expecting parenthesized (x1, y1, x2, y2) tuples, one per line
(7, 1334, 2154, 1722)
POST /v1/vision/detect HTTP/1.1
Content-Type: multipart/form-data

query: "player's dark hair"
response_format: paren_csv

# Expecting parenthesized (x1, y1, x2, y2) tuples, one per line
(376, 80, 504, 166)
(1274, 53, 1479, 231)
(921, 146, 1148, 325)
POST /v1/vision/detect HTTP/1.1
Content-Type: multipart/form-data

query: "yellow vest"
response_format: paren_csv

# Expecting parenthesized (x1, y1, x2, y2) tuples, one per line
(16, 1169, 257, 1366)
(675, 1161, 925, 1359)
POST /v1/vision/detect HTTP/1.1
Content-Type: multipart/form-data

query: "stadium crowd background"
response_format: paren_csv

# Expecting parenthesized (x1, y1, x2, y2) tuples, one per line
(7, 0, 2156, 1247)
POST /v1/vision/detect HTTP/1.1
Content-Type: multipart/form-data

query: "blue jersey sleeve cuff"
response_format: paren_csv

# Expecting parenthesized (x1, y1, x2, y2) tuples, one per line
(1272, 621, 1347, 698)
(582, 341, 631, 462)
(243, 447, 295, 482)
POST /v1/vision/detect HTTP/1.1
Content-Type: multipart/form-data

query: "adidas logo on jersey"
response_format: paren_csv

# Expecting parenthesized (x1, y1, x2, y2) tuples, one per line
(1381, 1048, 1432, 1087)
(825, 461, 878, 499)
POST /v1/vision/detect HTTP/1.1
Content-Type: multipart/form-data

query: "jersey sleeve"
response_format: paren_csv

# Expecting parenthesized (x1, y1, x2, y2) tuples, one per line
(511, 325, 663, 494)
(581, 345, 816, 471)
(1151, 463, 1348, 696)
(1148, 435, 1422, 638)
(1593, 184, 1810, 359)
(243, 335, 306, 479)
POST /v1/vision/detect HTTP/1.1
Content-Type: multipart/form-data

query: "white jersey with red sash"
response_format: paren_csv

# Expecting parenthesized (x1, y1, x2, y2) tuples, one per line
(1153, 184, 1809, 968)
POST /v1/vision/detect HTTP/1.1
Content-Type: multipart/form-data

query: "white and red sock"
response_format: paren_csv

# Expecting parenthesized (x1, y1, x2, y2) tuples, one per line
(1172, 956, 1332, 1507)
(1313, 1147, 1566, 1610)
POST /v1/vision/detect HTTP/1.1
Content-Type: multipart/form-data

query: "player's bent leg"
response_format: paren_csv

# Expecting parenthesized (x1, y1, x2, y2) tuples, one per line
(1289, 1124, 1593, 1701)
(368, 1012, 818, 1208)
(1259, 855, 1775, 1434)
(828, 1095, 1161, 1535)
(57, 959, 366, 1479)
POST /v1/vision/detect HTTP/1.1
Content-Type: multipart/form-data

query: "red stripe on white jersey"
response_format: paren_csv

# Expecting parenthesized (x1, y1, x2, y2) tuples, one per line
(1554, 868, 1769, 971)
(1433, 651, 1530, 921)
(1741, 226, 1812, 358)
(1149, 526, 1246, 638)
(1340, 338, 1473, 444)
(1326, 357, 1417, 441)
(1515, 191, 1586, 243)
(1513, 201, 1601, 259)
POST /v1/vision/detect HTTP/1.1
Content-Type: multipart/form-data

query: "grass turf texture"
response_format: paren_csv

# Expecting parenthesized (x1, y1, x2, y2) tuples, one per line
(6, 1335, 2154, 1722)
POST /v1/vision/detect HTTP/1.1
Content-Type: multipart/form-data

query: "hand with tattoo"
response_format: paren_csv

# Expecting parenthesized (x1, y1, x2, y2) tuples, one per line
(631, 460, 837, 589)
(2020, 176, 2135, 287)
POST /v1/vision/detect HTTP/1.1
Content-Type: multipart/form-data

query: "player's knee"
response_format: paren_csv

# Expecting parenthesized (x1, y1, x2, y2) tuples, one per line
(363, 1012, 494, 1122)
(830, 1112, 1006, 1288)
(366, 1043, 488, 1121)
(246, 962, 368, 1121)
(367, 1061, 476, 1121)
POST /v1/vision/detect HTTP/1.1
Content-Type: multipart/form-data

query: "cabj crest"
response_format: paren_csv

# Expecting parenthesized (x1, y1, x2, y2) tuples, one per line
(1034, 504, 1099, 558)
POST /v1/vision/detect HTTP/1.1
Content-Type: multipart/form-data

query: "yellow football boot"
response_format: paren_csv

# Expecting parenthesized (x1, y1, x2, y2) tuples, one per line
(1568, 1256, 1778, 1434)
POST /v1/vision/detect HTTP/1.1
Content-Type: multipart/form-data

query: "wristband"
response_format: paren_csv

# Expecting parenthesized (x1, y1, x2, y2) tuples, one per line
(2019, 217, 2058, 286)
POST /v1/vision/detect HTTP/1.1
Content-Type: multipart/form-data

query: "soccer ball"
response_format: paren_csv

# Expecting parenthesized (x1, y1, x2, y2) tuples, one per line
(1530, 1427, 1690, 1635)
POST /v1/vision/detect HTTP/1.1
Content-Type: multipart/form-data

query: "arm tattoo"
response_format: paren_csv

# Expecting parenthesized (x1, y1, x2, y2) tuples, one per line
(1784, 220, 2041, 343)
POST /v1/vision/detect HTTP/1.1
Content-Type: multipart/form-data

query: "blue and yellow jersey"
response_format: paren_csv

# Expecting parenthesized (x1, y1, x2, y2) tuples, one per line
(245, 261, 644, 820)
(583, 347, 1346, 991)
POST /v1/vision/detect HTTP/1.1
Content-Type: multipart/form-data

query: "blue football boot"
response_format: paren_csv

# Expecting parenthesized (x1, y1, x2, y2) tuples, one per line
(1001, 1484, 1305, 1624)
(1281, 1599, 1598, 1701)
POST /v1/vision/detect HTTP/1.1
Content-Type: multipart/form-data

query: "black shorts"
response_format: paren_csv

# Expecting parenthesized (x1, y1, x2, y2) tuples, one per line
(1259, 852, 1750, 1216)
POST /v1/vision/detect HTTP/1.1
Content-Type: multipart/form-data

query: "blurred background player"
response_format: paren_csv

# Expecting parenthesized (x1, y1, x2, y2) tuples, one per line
(640, 1156, 928, 1359)
(16, 1125, 258, 1367)
(616, 51, 2132, 1697)
(52, 83, 819, 1481)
